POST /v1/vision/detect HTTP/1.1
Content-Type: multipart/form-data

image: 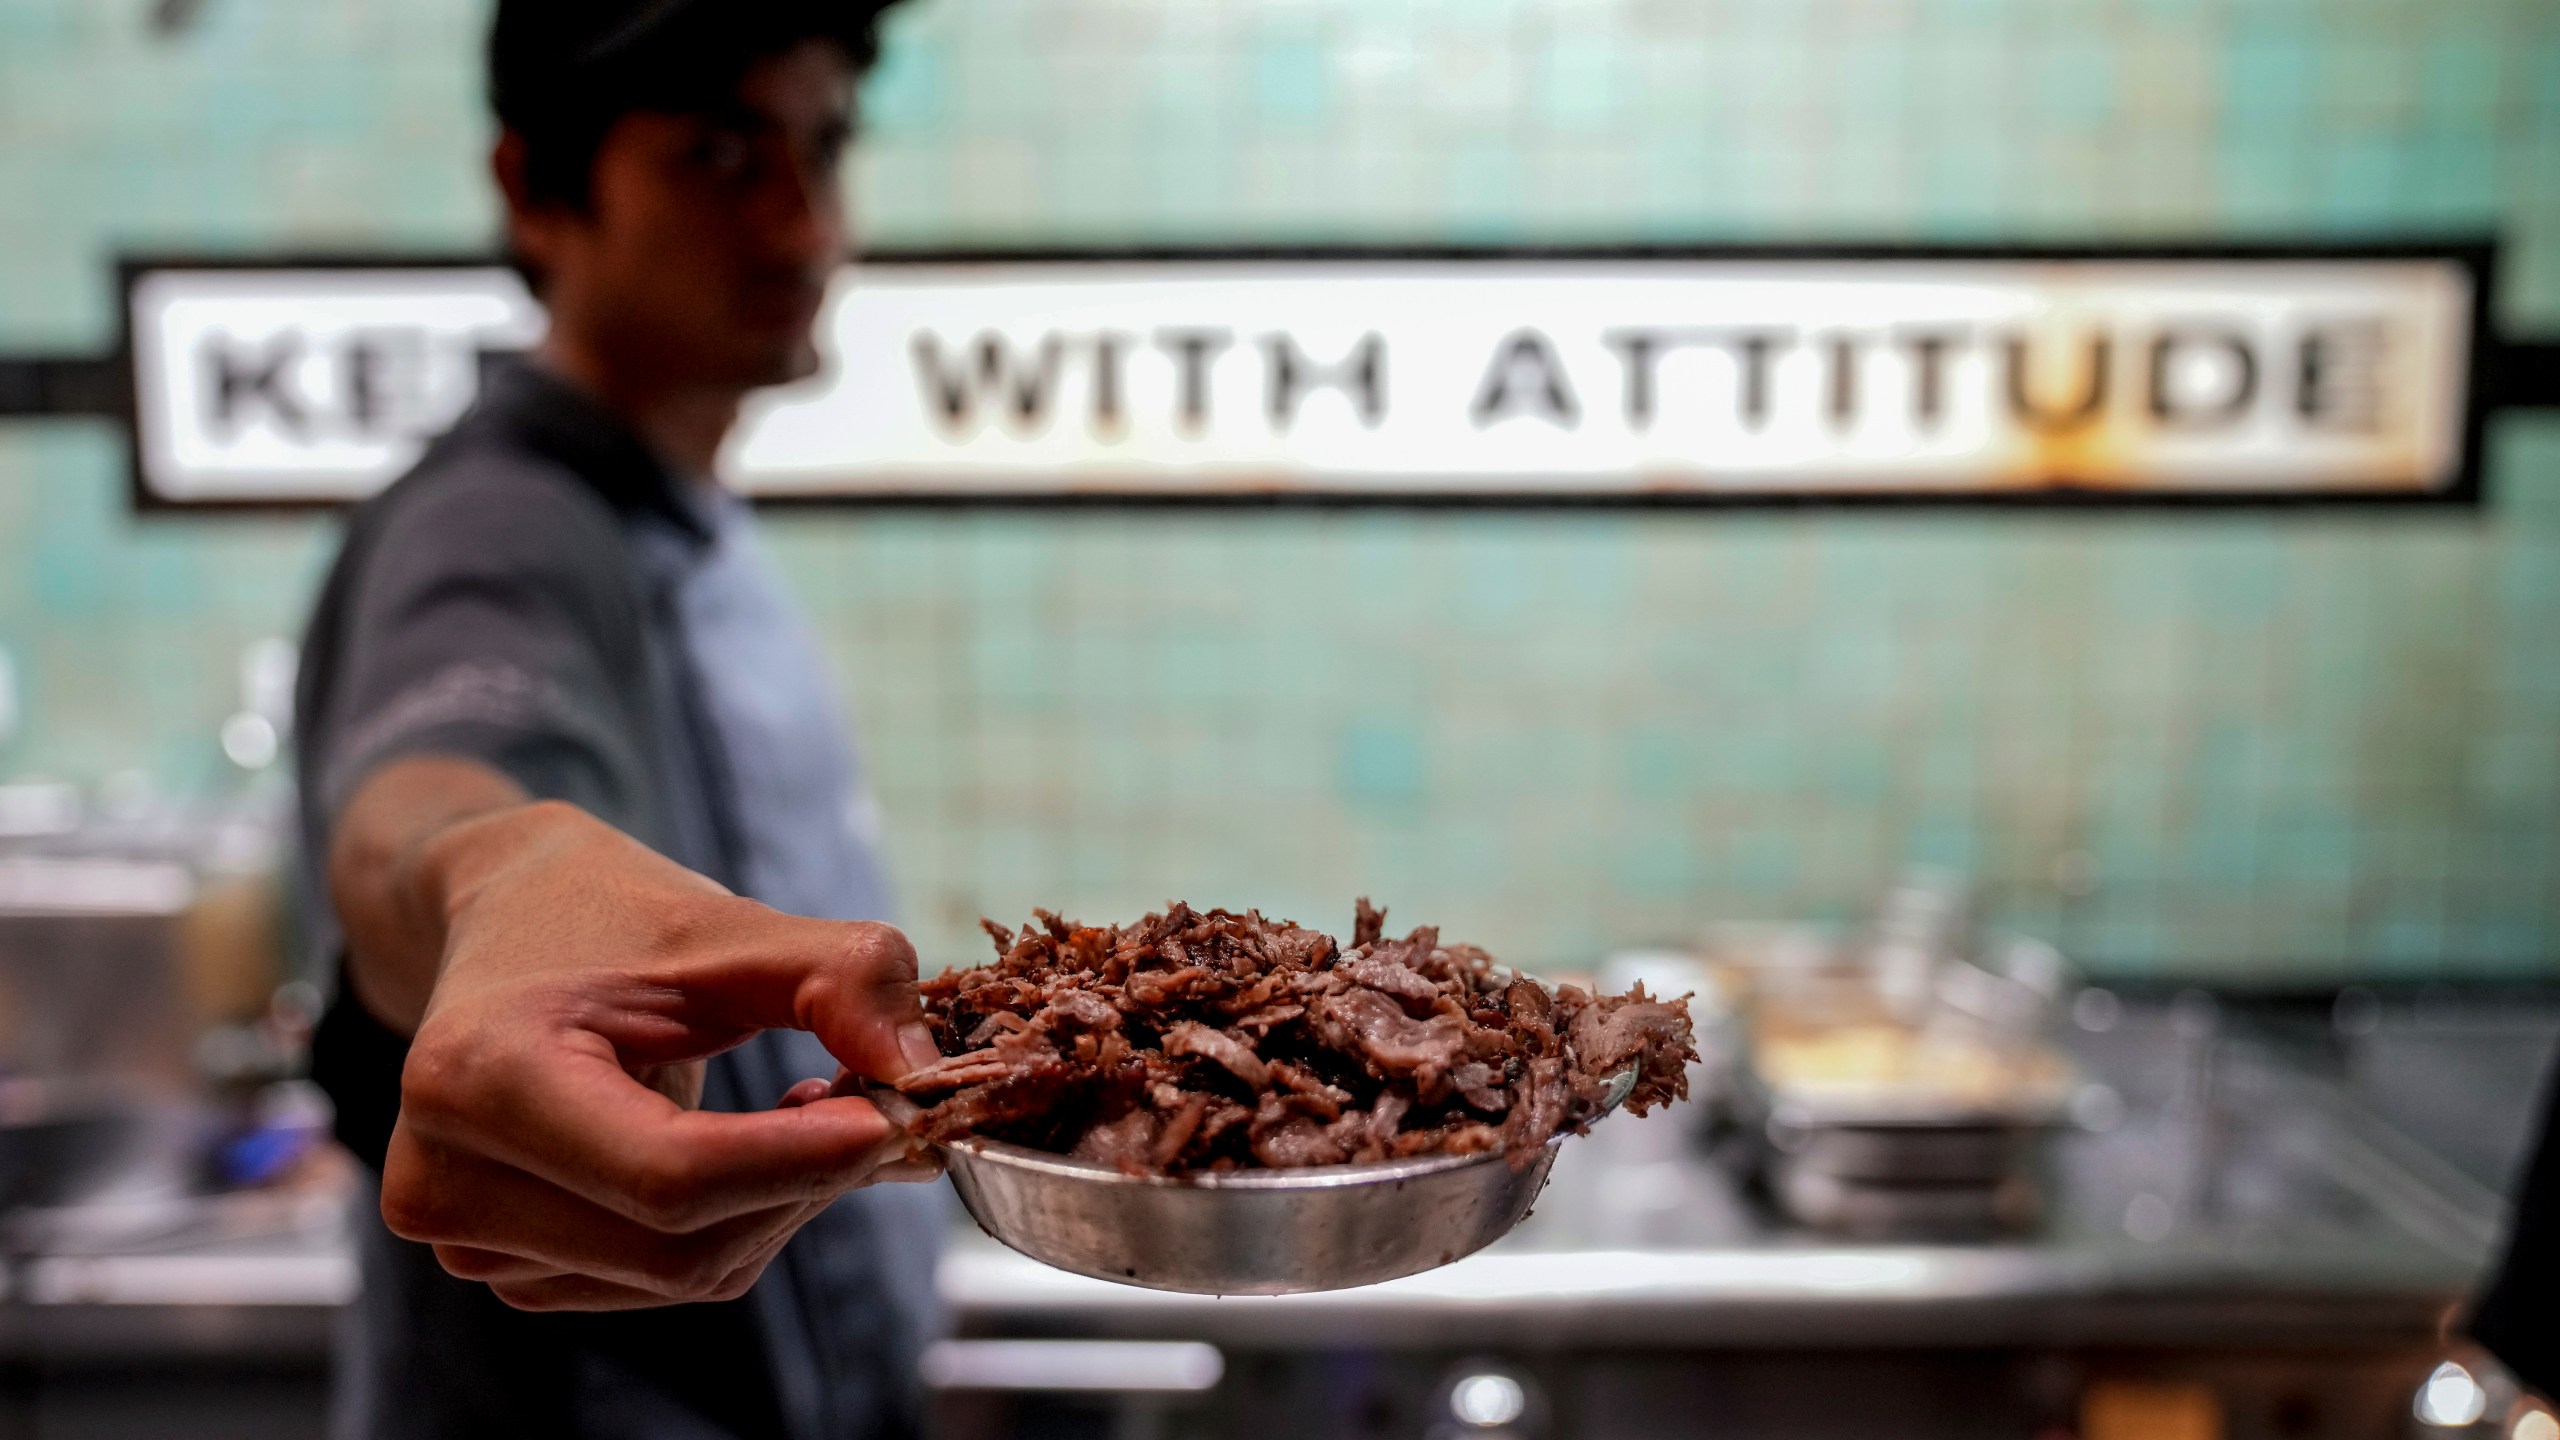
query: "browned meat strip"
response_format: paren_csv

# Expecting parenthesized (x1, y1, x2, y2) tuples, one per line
(1500, 1056, 1570, 1154)
(910, 1062, 1076, 1144)
(1344, 953, 1441, 1007)
(895, 1044, 1044, 1096)
(1309, 989, 1468, 1092)
(1565, 988, 1694, 1114)
(1070, 1108, 1160, 1175)
(1229, 1002, 1306, 1033)
(1352, 897, 1388, 949)
(1041, 989, 1123, 1033)
(1267, 1059, 1353, 1108)
(1150, 1093, 1212, 1170)
(963, 1011, 1031, 1047)
(1451, 1061, 1509, 1114)
(1357, 1092, 1412, 1162)
(1249, 1102, 1367, 1168)
(1195, 1100, 1253, 1147)
(1161, 1021, 1269, 1090)
(1504, 977, 1554, 1029)
(1125, 966, 1213, 1007)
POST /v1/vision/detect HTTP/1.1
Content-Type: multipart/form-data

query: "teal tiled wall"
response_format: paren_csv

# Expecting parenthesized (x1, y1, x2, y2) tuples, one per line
(5, 0, 2560, 980)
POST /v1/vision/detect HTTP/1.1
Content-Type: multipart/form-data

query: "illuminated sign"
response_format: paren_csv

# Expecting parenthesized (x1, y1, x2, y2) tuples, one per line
(130, 266, 542, 504)
(116, 248, 2491, 507)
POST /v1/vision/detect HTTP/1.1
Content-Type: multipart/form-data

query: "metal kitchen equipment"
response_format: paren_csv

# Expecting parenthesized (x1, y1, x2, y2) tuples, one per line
(0, 782, 299, 1218)
(886, 1070, 1636, 1296)
(1720, 884, 2086, 1238)
(0, 855, 203, 1215)
(0, 854, 204, 1095)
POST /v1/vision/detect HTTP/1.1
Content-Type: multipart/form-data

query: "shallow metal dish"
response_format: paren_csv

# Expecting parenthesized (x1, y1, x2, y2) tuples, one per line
(903, 1069, 1634, 1296)
(941, 1131, 1560, 1295)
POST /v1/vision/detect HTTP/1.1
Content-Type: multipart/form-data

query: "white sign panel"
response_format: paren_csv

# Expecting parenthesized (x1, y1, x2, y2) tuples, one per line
(128, 254, 2479, 505)
(132, 267, 542, 503)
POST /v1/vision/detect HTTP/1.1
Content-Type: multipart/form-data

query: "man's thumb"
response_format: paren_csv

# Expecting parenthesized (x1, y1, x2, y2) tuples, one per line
(787, 919, 940, 1081)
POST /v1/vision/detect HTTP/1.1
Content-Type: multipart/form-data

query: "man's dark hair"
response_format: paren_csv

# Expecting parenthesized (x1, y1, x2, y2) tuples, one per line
(490, 0, 904, 211)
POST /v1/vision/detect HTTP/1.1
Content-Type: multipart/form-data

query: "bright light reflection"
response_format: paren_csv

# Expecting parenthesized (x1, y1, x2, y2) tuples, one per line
(220, 712, 278, 769)
(2417, 1362, 2487, 1428)
(1451, 1373, 1526, 1428)
(2513, 1411, 2557, 1440)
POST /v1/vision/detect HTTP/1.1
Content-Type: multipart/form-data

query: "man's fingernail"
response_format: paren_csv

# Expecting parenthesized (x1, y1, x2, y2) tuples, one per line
(899, 1024, 942, 1074)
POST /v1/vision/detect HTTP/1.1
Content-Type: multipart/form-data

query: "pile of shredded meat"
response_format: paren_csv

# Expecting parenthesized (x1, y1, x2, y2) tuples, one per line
(899, 900, 1697, 1175)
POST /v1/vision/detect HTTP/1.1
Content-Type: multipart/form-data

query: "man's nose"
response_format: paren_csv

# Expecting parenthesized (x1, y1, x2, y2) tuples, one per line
(762, 156, 844, 268)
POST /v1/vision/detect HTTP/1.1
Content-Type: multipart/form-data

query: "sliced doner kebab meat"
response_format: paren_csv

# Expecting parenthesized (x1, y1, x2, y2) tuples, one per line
(898, 899, 1696, 1176)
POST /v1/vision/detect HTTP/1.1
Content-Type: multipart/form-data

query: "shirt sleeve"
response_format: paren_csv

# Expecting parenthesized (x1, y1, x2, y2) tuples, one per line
(304, 459, 657, 1170)
(316, 460, 656, 835)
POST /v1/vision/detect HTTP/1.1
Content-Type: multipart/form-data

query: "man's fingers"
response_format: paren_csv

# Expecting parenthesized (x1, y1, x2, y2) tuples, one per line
(772, 915, 937, 1081)
(819, 1071, 938, 1183)
(666, 911, 935, 1082)
(579, 1093, 906, 1230)
(700, 1197, 833, 1302)
(401, 1026, 908, 1231)
(387, 1132, 809, 1296)
(490, 1273, 705, 1313)
(636, 1058, 706, 1109)
(434, 1244, 560, 1285)
(485, 1196, 827, 1313)
(865, 1157, 945, 1185)
(462, 905, 931, 1082)
(384, 1111, 908, 1281)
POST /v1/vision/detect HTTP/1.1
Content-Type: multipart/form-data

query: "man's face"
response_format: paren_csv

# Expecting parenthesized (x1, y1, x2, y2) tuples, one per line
(512, 39, 855, 391)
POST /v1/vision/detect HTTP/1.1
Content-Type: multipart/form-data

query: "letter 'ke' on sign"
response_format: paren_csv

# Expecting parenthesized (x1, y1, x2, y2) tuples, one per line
(127, 251, 2480, 505)
(132, 267, 542, 503)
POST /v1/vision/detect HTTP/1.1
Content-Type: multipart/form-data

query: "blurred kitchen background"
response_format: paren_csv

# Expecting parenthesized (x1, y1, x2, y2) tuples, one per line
(5, 0, 2560, 1437)
(5, 0, 2558, 976)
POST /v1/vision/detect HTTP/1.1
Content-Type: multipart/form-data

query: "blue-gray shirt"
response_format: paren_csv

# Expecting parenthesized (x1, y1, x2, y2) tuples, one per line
(297, 360, 942, 1440)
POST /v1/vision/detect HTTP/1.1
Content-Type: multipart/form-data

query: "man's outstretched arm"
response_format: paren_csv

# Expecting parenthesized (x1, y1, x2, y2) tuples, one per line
(329, 754, 530, 1037)
(328, 753, 940, 1311)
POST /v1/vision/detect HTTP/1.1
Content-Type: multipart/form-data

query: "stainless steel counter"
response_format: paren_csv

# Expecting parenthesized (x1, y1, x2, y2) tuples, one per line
(927, 1000, 2532, 1440)
(941, 1004, 2504, 1351)
(0, 998, 2526, 1424)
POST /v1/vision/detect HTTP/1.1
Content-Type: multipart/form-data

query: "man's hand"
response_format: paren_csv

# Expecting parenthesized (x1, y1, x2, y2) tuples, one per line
(331, 761, 940, 1311)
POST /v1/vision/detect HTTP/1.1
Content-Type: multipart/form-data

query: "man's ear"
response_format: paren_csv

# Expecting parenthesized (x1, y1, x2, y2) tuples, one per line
(491, 131, 529, 207)
(491, 130, 554, 278)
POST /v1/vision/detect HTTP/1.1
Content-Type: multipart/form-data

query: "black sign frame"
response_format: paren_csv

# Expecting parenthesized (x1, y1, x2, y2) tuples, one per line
(15, 238, 2529, 513)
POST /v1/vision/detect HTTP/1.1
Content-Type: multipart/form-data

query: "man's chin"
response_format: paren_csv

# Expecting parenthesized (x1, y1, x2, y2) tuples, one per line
(780, 339, 823, 385)
(738, 338, 824, 391)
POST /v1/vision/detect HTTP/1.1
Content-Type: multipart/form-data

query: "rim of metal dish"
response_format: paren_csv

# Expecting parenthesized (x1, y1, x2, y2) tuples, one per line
(934, 1067, 1635, 1189)
(938, 1126, 1568, 1189)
